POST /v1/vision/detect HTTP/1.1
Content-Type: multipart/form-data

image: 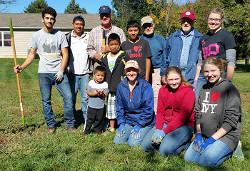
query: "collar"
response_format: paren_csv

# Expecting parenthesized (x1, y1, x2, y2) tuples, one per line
(71, 30, 86, 38)
(181, 28, 194, 37)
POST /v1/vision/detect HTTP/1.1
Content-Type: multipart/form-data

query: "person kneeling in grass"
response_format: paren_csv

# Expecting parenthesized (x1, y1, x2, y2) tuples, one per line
(141, 66, 195, 155)
(184, 56, 242, 167)
(114, 60, 155, 146)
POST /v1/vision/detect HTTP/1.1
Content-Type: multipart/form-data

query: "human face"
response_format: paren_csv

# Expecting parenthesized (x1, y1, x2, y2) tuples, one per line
(166, 72, 181, 90)
(108, 40, 120, 55)
(142, 23, 154, 35)
(127, 27, 140, 41)
(181, 17, 194, 34)
(72, 20, 84, 35)
(100, 13, 112, 26)
(126, 67, 138, 82)
(207, 13, 222, 33)
(42, 14, 56, 29)
(94, 71, 105, 83)
(203, 63, 222, 84)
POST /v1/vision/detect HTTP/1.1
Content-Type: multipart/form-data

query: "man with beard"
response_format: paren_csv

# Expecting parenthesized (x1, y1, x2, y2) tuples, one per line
(160, 11, 202, 86)
(140, 16, 165, 113)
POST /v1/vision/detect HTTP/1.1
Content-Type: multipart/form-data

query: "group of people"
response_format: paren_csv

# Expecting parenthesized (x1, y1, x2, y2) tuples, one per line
(13, 5, 242, 167)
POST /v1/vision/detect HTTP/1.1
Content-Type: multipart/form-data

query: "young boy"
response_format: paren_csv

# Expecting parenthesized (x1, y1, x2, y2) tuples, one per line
(101, 33, 130, 136)
(120, 20, 152, 81)
(83, 66, 109, 136)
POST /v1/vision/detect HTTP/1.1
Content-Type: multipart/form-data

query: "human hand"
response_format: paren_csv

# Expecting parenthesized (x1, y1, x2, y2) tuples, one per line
(116, 124, 126, 137)
(101, 45, 110, 54)
(14, 65, 23, 74)
(131, 126, 141, 140)
(53, 70, 64, 82)
(151, 129, 161, 142)
(192, 133, 203, 152)
(199, 136, 216, 154)
(151, 130, 165, 145)
(192, 80, 197, 91)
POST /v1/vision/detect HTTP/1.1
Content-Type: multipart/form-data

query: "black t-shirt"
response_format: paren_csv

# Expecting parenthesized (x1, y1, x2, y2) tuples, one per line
(198, 29, 236, 61)
(121, 39, 152, 78)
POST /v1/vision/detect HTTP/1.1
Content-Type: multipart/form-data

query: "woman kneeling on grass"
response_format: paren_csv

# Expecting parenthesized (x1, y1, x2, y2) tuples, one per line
(184, 56, 242, 167)
(141, 66, 195, 156)
(114, 60, 155, 146)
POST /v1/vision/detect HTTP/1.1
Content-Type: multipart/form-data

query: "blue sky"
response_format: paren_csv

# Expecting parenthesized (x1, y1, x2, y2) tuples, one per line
(6, 0, 113, 14)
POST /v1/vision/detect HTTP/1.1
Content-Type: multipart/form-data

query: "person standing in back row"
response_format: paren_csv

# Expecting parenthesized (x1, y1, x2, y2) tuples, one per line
(14, 7, 78, 134)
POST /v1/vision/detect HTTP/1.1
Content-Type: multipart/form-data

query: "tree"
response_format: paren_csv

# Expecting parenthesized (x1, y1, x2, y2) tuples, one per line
(23, 0, 48, 13)
(0, 0, 17, 12)
(64, 0, 87, 14)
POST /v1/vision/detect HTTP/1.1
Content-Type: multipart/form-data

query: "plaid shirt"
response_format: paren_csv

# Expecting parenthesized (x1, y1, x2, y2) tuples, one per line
(86, 24, 126, 58)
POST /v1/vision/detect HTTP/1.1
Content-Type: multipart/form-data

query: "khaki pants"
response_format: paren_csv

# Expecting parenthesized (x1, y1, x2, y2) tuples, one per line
(152, 68, 162, 114)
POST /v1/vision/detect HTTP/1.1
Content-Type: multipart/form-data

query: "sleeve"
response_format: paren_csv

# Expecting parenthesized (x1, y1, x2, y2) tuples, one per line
(162, 89, 196, 135)
(155, 87, 165, 130)
(115, 83, 126, 125)
(60, 33, 68, 48)
(197, 50, 203, 66)
(119, 29, 126, 44)
(194, 88, 203, 125)
(86, 30, 97, 58)
(224, 32, 237, 50)
(160, 36, 171, 76)
(29, 33, 38, 49)
(87, 83, 95, 92)
(226, 49, 236, 66)
(221, 85, 242, 132)
(145, 41, 152, 59)
(137, 82, 154, 127)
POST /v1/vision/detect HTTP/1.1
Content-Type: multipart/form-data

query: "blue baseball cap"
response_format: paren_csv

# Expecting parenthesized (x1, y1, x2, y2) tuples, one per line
(99, 6, 111, 14)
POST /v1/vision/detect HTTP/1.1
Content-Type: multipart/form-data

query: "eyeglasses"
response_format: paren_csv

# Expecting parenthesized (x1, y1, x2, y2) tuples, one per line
(208, 18, 221, 22)
(142, 23, 153, 28)
(100, 13, 111, 18)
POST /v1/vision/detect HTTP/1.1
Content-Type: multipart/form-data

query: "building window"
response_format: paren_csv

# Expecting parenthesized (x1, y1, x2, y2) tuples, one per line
(0, 32, 11, 47)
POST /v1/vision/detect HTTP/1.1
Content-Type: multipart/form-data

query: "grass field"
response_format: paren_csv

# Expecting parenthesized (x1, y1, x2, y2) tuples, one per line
(0, 58, 249, 170)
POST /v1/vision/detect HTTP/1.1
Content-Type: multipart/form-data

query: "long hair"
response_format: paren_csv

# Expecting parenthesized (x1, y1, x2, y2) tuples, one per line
(202, 56, 227, 74)
(165, 66, 193, 89)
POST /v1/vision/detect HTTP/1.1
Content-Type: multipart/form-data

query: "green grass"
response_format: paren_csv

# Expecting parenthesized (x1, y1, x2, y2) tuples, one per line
(0, 59, 249, 170)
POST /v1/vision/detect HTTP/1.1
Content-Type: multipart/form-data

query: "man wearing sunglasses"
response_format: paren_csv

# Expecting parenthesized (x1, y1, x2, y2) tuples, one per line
(160, 11, 202, 87)
(66, 16, 92, 123)
(87, 5, 126, 61)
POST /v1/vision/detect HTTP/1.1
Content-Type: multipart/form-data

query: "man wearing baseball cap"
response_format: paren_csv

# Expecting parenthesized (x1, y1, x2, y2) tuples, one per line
(140, 16, 165, 114)
(87, 5, 126, 61)
(160, 11, 202, 86)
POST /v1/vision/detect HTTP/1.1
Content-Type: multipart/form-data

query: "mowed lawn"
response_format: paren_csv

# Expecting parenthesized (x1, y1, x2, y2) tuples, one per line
(0, 58, 249, 170)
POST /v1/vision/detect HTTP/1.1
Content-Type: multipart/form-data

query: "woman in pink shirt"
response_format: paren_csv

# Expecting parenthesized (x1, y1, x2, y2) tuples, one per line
(141, 66, 195, 156)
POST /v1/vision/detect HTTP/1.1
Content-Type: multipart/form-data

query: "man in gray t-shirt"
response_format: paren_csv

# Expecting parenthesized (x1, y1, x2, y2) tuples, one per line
(14, 7, 78, 134)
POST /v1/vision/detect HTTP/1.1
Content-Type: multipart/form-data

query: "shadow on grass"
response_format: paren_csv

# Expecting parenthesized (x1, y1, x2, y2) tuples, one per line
(235, 64, 250, 73)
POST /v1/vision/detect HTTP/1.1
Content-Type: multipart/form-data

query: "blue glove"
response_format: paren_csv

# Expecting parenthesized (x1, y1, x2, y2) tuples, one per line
(192, 133, 203, 152)
(131, 126, 141, 140)
(54, 70, 64, 82)
(199, 136, 216, 154)
(192, 79, 197, 90)
(151, 130, 165, 145)
(151, 129, 161, 142)
(116, 124, 125, 137)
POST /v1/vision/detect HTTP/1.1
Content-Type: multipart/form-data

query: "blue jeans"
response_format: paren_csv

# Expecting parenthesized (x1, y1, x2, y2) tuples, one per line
(68, 73, 89, 121)
(38, 73, 75, 129)
(184, 140, 233, 167)
(195, 73, 207, 99)
(114, 124, 153, 147)
(141, 124, 193, 156)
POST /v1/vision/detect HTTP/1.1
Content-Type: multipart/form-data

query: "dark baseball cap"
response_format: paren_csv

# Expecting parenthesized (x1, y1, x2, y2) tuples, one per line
(99, 6, 111, 14)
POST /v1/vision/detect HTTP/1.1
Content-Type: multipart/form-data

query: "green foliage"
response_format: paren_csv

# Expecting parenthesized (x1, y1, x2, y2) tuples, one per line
(0, 59, 250, 170)
(64, 0, 87, 14)
(23, 0, 48, 13)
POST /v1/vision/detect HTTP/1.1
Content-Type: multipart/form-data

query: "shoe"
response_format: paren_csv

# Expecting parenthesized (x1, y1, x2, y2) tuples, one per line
(233, 140, 244, 160)
(102, 127, 115, 136)
(66, 127, 79, 133)
(96, 132, 102, 135)
(47, 127, 55, 134)
(82, 133, 88, 137)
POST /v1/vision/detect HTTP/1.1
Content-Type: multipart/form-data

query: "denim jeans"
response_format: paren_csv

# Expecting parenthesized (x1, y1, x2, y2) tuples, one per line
(141, 124, 193, 156)
(68, 73, 89, 121)
(114, 124, 153, 147)
(195, 73, 207, 99)
(184, 140, 233, 167)
(38, 73, 75, 129)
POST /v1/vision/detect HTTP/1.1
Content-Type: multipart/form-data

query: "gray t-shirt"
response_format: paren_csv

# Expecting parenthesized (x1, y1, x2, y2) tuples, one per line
(29, 29, 68, 73)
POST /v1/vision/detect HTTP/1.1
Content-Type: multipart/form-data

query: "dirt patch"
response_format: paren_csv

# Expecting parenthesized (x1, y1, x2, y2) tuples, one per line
(0, 136, 8, 145)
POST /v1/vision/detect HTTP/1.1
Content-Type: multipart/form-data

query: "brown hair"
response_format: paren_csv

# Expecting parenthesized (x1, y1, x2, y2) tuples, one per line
(207, 8, 225, 23)
(202, 56, 227, 74)
(165, 66, 193, 89)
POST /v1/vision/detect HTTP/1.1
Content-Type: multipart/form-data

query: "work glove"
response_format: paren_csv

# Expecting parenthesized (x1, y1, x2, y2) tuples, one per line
(53, 70, 64, 82)
(131, 125, 141, 140)
(192, 133, 203, 152)
(199, 136, 216, 154)
(151, 130, 165, 145)
(151, 129, 161, 142)
(116, 124, 125, 137)
(192, 79, 197, 90)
